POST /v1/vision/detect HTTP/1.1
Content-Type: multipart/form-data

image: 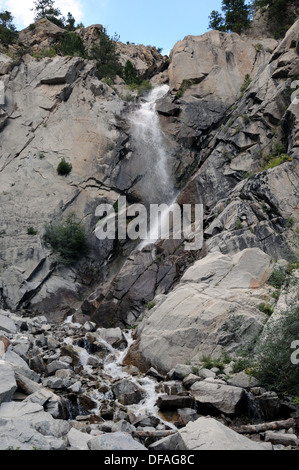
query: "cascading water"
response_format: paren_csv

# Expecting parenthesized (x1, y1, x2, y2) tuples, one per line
(128, 84, 174, 205)
(128, 85, 179, 249)
(64, 316, 177, 430)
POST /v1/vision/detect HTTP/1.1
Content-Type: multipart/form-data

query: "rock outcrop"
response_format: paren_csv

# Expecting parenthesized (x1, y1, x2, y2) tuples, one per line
(127, 248, 274, 372)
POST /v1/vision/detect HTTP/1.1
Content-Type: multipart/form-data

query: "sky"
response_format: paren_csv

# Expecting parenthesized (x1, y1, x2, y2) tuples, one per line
(0, 0, 224, 54)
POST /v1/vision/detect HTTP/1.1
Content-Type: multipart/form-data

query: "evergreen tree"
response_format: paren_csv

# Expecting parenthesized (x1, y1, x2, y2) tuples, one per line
(222, 0, 252, 34)
(209, 0, 252, 34)
(253, 0, 299, 37)
(89, 27, 123, 80)
(123, 60, 140, 85)
(32, 0, 64, 28)
(0, 10, 17, 45)
(65, 12, 76, 31)
(208, 10, 226, 31)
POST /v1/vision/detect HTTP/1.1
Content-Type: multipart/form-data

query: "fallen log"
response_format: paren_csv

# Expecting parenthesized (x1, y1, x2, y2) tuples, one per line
(230, 418, 296, 435)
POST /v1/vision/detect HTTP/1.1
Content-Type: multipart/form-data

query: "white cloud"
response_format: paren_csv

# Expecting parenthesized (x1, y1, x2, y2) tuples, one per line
(4, 0, 35, 27)
(56, 0, 84, 22)
(3, 0, 84, 29)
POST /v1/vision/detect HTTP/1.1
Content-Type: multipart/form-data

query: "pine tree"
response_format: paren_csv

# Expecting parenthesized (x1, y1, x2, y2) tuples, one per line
(222, 0, 252, 34)
(0, 10, 17, 45)
(89, 27, 123, 80)
(65, 12, 76, 31)
(208, 0, 252, 35)
(253, 0, 299, 37)
(208, 10, 225, 31)
(32, 0, 64, 28)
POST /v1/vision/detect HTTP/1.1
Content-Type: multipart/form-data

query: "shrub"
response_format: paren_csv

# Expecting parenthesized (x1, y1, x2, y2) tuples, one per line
(56, 32, 86, 58)
(27, 227, 38, 235)
(240, 74, 252, 95)
(147, 300, 156, 310)
(175, 79, 193, 99)
(57, 158, 72, 176)
(253, 304, 299, 396)
(258, 303, 274, 315)
(43, 213, 89, 264)
(268, 267, 287, 290)
(232, 357, 253, 373)
(127, 80, 153, 97)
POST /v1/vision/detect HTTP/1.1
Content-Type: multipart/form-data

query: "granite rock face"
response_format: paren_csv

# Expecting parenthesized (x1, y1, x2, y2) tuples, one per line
(129, 248, 274, 372)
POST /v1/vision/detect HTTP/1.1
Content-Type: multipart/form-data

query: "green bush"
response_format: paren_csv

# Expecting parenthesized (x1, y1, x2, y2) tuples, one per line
(268, 267, 286, 290)
(43, 213, 89, 264)
(258, 303, 274, 315)
(175, 79, 193, 99)
(56, 32, 86, 58)
(57, 158, 72, 176)
(253, 304, 299, 396)
(27, 227, 38, 235)
(240, 74, 252, 95)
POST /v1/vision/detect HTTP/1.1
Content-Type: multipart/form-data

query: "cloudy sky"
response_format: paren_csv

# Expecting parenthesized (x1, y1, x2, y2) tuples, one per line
(0, 0, 223, 54)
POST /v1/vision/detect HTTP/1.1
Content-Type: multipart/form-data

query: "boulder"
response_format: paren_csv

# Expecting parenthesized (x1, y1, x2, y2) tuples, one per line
(0, 313, 17, 334)
(190, 380, 246, 416)
(157, 395, 195, 411)
(179, 417, 271, 450)
(0, 361, 17, 405)
(111, 379, 146, 406)
(132, 248, 273, 372)
(87, 432, 147, 451)
(67, 427, 94, 450)
(0, 401, 71, 438)
(264, 431, 299, 447)
(0, 53, 13, 75)
(150, 417, 271, 450)
(0, 417, 53, 450)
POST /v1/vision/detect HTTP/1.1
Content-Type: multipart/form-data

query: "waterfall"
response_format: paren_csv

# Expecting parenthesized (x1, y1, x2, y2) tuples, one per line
(128, 84, 175, 205)
(128, 84, 179, 249)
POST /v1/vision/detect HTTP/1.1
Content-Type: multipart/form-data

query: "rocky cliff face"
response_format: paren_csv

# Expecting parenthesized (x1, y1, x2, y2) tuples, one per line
(0, 13, 298, 405)
(0, 15, 299, 451)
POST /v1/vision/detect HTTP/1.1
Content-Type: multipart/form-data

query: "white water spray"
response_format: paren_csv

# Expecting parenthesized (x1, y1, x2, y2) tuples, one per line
(128, 84, 175, 204)
(128, 85, 180, 249)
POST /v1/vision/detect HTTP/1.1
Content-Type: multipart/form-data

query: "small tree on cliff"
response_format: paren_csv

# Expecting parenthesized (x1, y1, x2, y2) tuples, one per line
(208, 0, 252, 35)
(32, 0, 64, 28)
(0, 10, 17, 45)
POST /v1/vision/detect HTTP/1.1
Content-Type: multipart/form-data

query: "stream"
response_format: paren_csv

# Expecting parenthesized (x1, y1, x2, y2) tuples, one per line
(64, 315, 177, 430)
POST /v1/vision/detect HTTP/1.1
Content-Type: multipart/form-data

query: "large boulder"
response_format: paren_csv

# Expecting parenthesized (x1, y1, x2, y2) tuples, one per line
(87, 432, 147, 451)
(150, 417, 271, 450)
(111, 379, 146, 405)
(127, 248, 274, 372)
(190, 379, 246, 416)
